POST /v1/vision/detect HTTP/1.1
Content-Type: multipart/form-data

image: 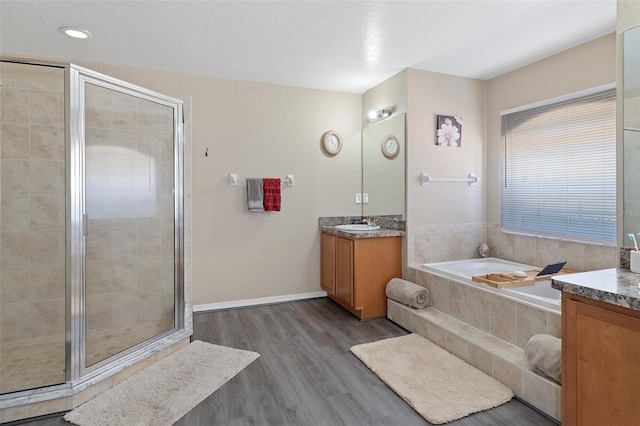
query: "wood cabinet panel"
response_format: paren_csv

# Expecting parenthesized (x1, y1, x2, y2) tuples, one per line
(320, 232, 401, 320)
(562, 293, 640, 425)
(320, 232, 336, 295)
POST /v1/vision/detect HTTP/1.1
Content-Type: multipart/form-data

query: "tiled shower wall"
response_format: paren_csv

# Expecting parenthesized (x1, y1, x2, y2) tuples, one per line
(0, 64, 66, 344)
(409, 222, 619, 272)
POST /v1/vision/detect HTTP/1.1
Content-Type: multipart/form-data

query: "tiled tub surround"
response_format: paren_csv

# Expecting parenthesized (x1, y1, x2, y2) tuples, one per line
(409, 222, 619, 272)
(391, 264, 563, 420)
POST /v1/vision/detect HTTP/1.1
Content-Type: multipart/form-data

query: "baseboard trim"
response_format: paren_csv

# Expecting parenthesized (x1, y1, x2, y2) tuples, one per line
(193, 291, 328, 313)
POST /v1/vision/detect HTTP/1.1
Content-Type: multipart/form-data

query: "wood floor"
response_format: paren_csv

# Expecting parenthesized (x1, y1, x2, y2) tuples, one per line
(15, 298, 557, 426)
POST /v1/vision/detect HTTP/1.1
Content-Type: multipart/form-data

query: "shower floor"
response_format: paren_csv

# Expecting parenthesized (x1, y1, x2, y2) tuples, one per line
(0, 320, 172, 394)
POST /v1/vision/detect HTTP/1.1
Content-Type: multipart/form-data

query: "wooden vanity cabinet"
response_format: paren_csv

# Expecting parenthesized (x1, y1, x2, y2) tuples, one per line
(562, 293, 640, 425)
(321, 232, 402, 320)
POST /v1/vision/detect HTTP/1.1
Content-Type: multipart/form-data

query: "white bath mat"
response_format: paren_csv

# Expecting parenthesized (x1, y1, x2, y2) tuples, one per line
(64, 340, 259, 426)
(351, 333, 513, 424)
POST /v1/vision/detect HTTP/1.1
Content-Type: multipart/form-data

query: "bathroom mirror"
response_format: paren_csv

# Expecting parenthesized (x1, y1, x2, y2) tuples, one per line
(362, 113, 406, 219)
(623, 26, 640, 246)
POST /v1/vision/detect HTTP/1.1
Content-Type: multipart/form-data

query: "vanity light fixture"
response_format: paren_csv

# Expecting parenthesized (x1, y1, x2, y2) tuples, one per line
(368, 106, 394, 122)
(59, 27, 92, 39)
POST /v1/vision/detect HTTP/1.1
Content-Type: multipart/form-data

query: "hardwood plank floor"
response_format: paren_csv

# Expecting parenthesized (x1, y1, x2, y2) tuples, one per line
(12, 298, 557, 425)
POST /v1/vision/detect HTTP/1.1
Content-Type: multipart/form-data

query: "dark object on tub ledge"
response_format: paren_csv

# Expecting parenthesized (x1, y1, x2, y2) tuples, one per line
(536, 261, 567, 277)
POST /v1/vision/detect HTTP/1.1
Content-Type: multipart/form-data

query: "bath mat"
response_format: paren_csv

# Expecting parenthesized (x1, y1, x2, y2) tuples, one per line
(64, 340, 259, 426)
(351, 333, 513, 424)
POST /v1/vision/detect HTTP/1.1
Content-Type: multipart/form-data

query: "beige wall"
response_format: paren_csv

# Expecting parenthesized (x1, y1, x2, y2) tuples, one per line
(77, 63, 362, 305)
(406, 69, 488, 265)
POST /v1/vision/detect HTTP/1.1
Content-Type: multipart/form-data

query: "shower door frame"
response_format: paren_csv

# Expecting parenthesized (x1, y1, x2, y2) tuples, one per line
(0, 57, 189, 413)
(66, 64, 186, 381)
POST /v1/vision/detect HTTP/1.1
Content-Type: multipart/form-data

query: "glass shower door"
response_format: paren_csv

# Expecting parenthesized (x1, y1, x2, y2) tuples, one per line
(81, 79, 180, 368)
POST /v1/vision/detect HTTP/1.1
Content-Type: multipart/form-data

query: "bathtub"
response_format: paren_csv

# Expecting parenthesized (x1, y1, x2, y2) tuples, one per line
(421, 257, 561, 312)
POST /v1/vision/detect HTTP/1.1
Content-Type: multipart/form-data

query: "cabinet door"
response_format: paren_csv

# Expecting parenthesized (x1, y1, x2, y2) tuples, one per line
(563, 295, 640, 425)
(335, 237, 354, 308)
(320, 233, 336, 295)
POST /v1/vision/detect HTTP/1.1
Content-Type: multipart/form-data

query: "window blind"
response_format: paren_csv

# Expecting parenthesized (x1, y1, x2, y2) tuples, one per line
(501, 88, 616, 244)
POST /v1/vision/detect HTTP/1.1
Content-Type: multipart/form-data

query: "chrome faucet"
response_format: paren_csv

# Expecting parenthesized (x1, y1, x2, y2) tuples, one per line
(362, 218, 376, 226)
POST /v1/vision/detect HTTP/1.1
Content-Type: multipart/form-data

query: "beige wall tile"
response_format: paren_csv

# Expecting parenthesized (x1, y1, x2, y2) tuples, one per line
(522, 370, 560, 419)
(110, 292, 140, 327)
(498, 232, 515, 261)
(30, 265, 64, 300)
(1, 231, 30, 267)
(430, 275, 449, 313)
(30, 299, 64, 336)
(535, 238, 560, 268)
(429, 233, 447, 263)
(29, 230, 64, 266)
(111, 228, 137, 259)
(516, 302, 548, 349)
(414, 233, 431, 264)
(584, 244, 617, 270)
(413, 314, 429, 338)
(514, 235, 536, 265)
(86, 294, 112, 330)
(467, 286, 492, 332)
(559, 240, 585, 271)
(112, 96, 137, 130)
(445, 232, 463, 261)
(139, 290, 163, 322)
(1, 123, 29, 159)
(491, 295, 517, 345)
(29, 195, 60, 230)
(30, 125, 62, 160)
(446, 332, 469, 361)
(1, 87, 29, 124)
(1, 159, 29, 195)
(468, 342, 493, 376)
(112, 259, 139, 293)
(0, 267, 30, 303)
(448, 280, 467, 322)
(1, 302, 31, 340)
(547, 312, 562, 338)
(29, 91, 59, 126)
(138, 258, 163, 290)
(86, 94, 113, 129)
(1, 196, 29, 231)
(493, 356, 522, 397)
(86, 261, 114, 295)
(137, 228, 162, 258)
(427, 322, 447, 348)
(29, 160, 59, 194)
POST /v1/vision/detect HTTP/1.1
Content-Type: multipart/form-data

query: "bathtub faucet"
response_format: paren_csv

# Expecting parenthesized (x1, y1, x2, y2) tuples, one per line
(478, 243, 490, 258)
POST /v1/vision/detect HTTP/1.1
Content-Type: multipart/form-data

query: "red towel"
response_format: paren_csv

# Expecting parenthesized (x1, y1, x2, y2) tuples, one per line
(263, 178, 281, 211)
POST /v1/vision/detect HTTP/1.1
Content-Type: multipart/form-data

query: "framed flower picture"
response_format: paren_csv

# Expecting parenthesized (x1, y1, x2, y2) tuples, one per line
(436, 115, 462, 147)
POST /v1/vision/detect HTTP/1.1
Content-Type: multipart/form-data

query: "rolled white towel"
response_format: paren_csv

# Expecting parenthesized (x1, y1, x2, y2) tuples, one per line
(525, 334, 561, 383)
(385, 278, 430, 309)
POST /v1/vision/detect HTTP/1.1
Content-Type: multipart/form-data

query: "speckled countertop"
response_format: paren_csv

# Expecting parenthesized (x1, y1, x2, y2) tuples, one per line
(319, 226, 405, 239)
(552, 268, 640, 312)
(318, 216, 405, 239)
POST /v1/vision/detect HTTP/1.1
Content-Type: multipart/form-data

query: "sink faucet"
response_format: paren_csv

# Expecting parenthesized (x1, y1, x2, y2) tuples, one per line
(362, 218, 376, 226)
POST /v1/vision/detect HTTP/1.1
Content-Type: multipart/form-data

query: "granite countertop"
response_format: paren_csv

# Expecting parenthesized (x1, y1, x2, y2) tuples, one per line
(319, 225, 405, 239)
(552, 268, 640, 312)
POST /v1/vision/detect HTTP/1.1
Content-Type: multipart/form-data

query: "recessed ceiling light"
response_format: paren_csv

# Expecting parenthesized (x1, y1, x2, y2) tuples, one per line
(59, 27, 91, 39)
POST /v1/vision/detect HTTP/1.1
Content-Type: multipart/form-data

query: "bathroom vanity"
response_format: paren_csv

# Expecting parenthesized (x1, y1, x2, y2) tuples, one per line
(552, 269, 640, 425)
(320, 226, 403, 320)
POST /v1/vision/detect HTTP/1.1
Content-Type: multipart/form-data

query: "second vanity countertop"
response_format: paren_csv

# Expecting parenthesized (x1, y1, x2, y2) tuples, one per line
(320, 225, 405, 239)
(552, 268, 640, 312)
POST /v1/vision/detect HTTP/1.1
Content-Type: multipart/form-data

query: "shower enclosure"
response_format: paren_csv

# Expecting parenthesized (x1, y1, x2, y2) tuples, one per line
(0, 59, 188, 410)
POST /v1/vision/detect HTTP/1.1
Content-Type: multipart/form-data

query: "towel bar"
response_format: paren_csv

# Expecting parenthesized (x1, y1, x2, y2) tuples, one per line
(229, 174, 294, 187)
(420, 173, 478, 186)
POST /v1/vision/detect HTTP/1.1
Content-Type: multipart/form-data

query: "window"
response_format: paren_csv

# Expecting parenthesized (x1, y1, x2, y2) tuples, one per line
(501, 85, 616, 244)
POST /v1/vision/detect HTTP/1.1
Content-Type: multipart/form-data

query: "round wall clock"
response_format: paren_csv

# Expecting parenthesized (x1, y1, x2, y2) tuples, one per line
(381, 134, 399, 158)
(322, 130, 343, 156)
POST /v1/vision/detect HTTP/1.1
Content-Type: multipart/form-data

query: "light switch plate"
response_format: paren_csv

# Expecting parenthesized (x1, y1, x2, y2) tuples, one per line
(363, 193, 369, 203)
(355, 193, 362, 204)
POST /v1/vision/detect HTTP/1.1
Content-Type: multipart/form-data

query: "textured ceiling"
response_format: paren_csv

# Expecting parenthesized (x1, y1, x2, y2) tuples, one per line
(0, 1, 616, 94)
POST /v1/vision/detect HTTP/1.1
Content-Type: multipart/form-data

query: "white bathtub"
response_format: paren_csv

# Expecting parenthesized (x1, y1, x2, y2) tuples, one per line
(422, 258, 561, 312)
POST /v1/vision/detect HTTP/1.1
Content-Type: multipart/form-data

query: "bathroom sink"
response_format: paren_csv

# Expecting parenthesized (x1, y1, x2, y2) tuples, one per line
(334, 224, 381, 232)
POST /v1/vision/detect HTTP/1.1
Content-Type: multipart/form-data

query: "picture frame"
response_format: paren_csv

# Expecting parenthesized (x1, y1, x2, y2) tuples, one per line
(436, 115, 462, 147)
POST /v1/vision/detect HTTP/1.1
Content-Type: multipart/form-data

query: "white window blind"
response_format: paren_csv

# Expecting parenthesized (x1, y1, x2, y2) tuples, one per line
(501, 87, 616, 244)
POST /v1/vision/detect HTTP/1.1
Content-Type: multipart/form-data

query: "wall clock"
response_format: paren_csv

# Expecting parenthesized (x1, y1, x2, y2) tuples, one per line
(381, 134, 399, 158)
(322, 130, 343, 155)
